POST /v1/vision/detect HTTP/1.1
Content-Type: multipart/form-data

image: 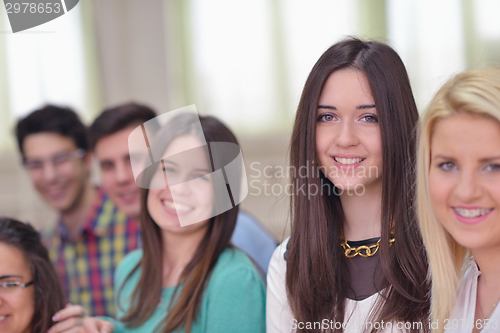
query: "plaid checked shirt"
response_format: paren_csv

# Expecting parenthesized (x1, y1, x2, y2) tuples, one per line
(43, 188, 141, 317)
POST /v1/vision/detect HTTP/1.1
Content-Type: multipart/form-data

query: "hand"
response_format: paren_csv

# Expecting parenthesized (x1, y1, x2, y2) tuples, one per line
(79, 317, 114, 333)
(48, 304, 87, 333)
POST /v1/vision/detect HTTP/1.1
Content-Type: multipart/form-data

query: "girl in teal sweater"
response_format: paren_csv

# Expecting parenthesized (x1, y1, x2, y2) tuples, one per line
(64, 113, 265, 333)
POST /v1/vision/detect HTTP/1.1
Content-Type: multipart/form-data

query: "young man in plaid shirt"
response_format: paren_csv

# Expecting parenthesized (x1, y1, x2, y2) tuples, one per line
(15, 105, 141, 317)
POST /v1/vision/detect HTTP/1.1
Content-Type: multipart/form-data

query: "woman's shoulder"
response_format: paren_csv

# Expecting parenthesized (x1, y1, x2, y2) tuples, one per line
(266, 237, 289, 297)
(205, 247, 266, 296)
(199, 248, 266, 332)
(268, 237, 289, 274)
(266, 238, 293, 332)
(203, 247, 266, 306)
(212, 247, 263, 278)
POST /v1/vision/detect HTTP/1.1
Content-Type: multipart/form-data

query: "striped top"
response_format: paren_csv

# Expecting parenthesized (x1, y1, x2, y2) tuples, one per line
(43, 188, 141, 317)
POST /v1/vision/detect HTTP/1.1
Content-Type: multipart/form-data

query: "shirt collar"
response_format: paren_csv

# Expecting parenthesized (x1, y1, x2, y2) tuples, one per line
(469, 257, 481, 277)
(56, 188, 111, 241)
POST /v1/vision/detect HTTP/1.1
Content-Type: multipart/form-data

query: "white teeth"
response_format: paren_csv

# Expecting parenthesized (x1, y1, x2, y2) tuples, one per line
(162, 200, 192, 212)
(453, 207, 492, 218)
(334, 157, 364, 165)
(0, 315, 6, 321)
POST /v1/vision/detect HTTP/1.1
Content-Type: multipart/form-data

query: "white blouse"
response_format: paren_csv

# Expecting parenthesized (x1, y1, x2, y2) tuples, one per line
(266, 238, 410, 333)
(445, 258, 500, 333)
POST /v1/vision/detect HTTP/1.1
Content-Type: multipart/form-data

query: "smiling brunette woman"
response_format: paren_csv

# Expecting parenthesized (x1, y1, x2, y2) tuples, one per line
(417, 68, 500, 333)
(266, 38, 430, 333)
(79, 113, 265, 333)
(0, 218, 65, 333)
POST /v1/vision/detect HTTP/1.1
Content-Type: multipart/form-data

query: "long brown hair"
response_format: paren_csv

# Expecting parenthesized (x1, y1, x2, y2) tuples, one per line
(0, 217, 65, 333)
(119, 114, 240, 333)
(287, 38, 430, 332)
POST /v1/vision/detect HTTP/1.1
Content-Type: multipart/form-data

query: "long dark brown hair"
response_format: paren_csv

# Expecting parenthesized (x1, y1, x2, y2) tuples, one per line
(119, 114, 240, 333)
(0, 217, 65, 333)
(287, 38, 430, 332)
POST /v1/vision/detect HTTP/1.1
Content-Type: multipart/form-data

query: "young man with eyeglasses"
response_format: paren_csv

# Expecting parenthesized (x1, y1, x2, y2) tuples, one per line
(14, 105, 140, 318)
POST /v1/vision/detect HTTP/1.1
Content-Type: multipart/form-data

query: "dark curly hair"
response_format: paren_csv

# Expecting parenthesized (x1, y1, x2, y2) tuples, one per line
(15, 104, 89, 162)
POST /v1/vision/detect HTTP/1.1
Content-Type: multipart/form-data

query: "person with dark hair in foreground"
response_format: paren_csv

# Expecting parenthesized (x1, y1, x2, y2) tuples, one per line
(0, 217, 68, 333)
(89, 102, 277, 275)
(267, 38, 430, 332)
(14, 105, 141, 318)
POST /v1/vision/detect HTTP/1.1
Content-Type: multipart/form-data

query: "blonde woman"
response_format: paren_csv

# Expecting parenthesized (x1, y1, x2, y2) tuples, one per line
(417, 68, 500, 333)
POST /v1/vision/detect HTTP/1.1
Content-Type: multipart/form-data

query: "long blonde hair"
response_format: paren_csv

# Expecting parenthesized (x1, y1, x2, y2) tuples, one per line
(417, 68, 500, 332)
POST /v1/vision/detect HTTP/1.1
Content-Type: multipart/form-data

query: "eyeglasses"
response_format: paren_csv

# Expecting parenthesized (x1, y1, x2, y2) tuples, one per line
(0, 281, 34, 295)
(24, 149, 85, 173)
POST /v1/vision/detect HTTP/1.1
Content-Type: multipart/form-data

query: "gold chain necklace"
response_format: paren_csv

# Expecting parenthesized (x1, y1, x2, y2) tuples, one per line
(340, 233, 395, 258)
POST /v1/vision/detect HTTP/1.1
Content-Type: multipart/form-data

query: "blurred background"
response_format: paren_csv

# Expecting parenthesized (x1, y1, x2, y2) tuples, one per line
(1, 0, 499, 242)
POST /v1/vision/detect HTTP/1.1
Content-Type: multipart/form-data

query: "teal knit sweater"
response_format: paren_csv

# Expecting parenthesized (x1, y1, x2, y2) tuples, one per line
(106, 247, 266, 332)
